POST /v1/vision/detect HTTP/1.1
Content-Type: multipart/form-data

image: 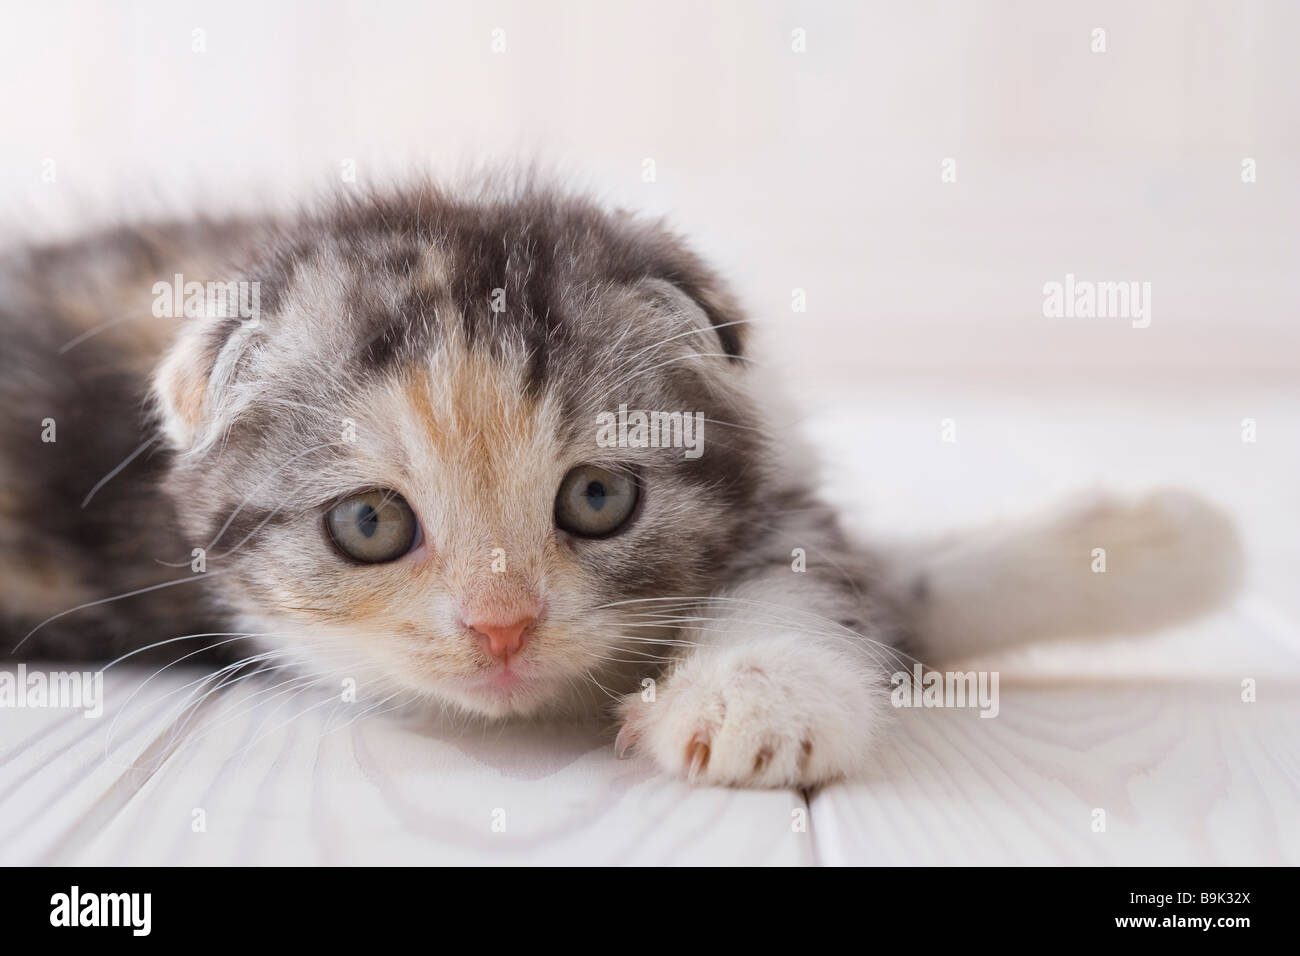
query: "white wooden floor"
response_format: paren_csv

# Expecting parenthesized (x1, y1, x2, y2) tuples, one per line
(2, 659, 1296, 866)
(3, 377, 1298, 865)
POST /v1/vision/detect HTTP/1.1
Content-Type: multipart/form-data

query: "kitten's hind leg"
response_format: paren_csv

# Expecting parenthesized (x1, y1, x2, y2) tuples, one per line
(888, 488, 1243, 659)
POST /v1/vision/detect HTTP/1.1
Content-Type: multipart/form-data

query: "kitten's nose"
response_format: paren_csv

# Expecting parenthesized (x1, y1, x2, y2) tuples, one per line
(466, 616, 534, 660)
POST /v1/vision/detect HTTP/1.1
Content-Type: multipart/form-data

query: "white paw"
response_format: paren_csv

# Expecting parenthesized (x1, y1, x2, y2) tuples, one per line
(616, 637, 887, 789)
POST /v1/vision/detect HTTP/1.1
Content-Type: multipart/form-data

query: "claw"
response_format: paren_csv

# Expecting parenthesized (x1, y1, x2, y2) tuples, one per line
(685, 733, 711, 782)
(614, 723, 637, 759)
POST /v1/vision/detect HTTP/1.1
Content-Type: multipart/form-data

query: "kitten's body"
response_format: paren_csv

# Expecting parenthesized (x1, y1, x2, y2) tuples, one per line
(0, 182, 1242, 787)
(0, 219, 270, 660)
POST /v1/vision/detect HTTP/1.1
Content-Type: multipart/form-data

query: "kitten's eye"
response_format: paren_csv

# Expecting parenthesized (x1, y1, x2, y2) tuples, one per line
(554, 465, 639, 538)
(326, 490, 419, 563)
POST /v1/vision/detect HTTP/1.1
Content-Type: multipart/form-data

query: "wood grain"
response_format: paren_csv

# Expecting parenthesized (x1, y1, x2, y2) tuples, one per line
(4, 667, 1295, 865)
(811, 679, 1300, 865)
(0, 668, 812, 865)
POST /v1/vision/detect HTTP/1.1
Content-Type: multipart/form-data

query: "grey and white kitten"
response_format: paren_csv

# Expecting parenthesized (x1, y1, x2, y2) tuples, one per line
(0, 180, 1241, 787)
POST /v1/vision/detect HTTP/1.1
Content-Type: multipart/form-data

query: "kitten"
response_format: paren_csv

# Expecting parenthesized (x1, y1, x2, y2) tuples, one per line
(0, 180, 1242, 787)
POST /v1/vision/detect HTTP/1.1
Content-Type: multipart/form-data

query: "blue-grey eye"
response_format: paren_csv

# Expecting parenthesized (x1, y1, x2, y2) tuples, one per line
(554, 465, 639, 538)
(326, 490, 419, 563)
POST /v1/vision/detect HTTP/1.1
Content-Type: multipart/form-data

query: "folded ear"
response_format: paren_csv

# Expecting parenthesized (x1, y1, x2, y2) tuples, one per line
(151, 315, 252, 452)
(632, 277, 749, 363)
(614, 213, 749, 361)
(152, 323, 211, 450)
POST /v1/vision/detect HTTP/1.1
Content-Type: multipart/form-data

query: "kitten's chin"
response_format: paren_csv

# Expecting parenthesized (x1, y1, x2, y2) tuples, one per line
(436, 670, 560, 719)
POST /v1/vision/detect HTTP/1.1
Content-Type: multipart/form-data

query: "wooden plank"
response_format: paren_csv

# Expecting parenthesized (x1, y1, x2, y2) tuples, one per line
(2, 668, 812, 865)
(810, 679, 1300, 865)
(0, 667, 199, 865)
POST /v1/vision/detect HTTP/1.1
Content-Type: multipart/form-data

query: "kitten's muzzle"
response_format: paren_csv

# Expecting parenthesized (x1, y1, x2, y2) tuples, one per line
(459, 582, 542, 665)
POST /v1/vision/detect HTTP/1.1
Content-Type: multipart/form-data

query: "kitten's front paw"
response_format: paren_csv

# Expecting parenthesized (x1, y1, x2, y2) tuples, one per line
(616, 638, 886, 788)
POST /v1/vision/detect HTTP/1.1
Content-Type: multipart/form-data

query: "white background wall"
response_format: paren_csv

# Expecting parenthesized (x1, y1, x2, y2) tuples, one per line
(1, 0, 1297, 380)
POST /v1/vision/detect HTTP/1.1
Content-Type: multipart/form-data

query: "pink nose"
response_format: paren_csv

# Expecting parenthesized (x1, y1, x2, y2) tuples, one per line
(467, 616, 534, 660)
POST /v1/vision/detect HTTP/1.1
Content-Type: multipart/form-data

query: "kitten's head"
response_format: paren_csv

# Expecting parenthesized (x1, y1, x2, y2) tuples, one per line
(153, 183, 764, 717)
